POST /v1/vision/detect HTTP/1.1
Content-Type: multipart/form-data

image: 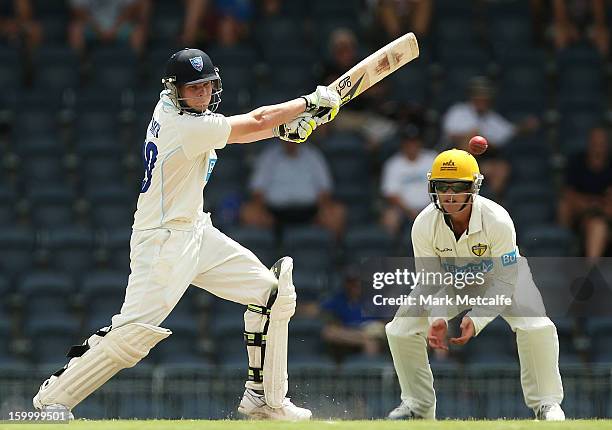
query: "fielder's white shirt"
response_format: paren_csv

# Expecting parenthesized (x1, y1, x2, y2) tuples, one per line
(442, 102, 515, 147)
(381, 150, 437, 211)
(132, 95, 231, 230)
(411, 195, 520, 334)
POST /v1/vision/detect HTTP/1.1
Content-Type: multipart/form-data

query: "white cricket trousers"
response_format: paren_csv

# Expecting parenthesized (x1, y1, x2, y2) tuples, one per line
(385, 258, 564, 418)
(111, 212, 277, 389)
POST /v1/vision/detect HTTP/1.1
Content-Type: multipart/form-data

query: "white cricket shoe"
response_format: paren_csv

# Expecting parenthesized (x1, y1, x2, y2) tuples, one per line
(535, 403, 565, 421)
(38, 404, 74, 420)
(238, 388, 312, 420)
(387, 401, 424, 420)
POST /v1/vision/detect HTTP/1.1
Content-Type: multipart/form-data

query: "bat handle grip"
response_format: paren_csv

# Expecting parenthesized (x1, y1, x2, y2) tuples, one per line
(312, 106, 332, 119)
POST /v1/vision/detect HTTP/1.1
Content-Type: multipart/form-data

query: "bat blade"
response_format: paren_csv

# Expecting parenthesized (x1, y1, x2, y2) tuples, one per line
(329, 32, 419, 106)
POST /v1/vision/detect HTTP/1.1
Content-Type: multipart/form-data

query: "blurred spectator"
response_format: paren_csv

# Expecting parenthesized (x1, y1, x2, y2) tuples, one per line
(551, 0, 609, 57)
(0, 0, 41, 50)
(215, 14, 243, 47)
(321, 28, 397, 144)
(441, 76, 539, 198)
(259, 0, 281, 18)
(321, 268, 385, 362)
(559, 126, 612, 261)
(68, 0, 151, 55)
(241, 142, 346, 238)
(380, 124, 436, 235)
(181, 0, 251, 47)
(368, 0, 432, 44)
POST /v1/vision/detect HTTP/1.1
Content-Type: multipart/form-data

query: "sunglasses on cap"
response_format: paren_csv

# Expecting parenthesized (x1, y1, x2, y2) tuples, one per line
(434, 182, 472, 193)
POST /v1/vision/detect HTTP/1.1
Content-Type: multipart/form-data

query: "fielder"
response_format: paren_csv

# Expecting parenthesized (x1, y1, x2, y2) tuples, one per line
(33, 48, 340, 420)
(385, 149, 565, 421)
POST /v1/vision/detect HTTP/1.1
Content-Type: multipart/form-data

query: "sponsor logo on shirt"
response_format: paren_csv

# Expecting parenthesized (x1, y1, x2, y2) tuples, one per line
(443, 259, 494, 274)
(205, 158, 217, 181)
(501, 250, 517, 266)
(435, 246, 453, 253)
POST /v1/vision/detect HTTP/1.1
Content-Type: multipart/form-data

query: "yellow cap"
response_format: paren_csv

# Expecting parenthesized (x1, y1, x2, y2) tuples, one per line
(429, 149, 480, 182)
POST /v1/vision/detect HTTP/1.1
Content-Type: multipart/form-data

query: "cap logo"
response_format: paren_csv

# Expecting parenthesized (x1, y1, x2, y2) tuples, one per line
(471, 243, 488, 257)
(440, 160, 457, 171)
(190, 56, 204, 72)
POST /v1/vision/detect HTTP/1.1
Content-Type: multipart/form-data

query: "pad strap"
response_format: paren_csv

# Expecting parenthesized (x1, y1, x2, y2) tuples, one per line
(248, 366, 264, 383)
(244, 331, 266, 347)
(247, 304, 270, 315)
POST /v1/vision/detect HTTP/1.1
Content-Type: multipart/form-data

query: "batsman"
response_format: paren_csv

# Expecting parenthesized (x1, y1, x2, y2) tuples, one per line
(386, 149, 565, 421)
(32, 48, 340, 420)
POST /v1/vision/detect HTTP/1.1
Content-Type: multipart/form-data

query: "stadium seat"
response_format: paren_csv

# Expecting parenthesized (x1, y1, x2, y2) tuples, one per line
(0, 227, 36, 279)
(588, 319, 612, 362)
(26, 315, 81, 365)
(288, 317, 324, 357)
(211, 317, 247, 365)
(81, 270, 129, 320)
(85, 185, 136, 229)
(76, 111, 119, 141)
(293, 269, 329, 301)
(0, 186, 16, 225)
(434, 17, 480, 48)
(150, 2, 182, 44)
(490, 16, 533, 51)
(154, 316, 202, 365)
(13, 110, 59, 138)
(28, 185, 76, 228)
(99, 227, 132, 272)
(334, 184, 375, 227)
(18, 270, 74, 316)
(311, 0, 361, 20)
(283, 225, 335, 272)
(389, 62, 428, 105)
(0, 317, 21, 365)
(328, 155, 370, 189)
(434, 65, 488, 112)
(254, 17, 307, 59)
(519, 225, 577, 257)
(0, 47, 22, 89)
(31, 46, 80, 90)
(505, 184, 556, 213)
(78, 151, 124, 187)
(88, 47, 138, 91)
(225, 226, 277, 267)
(208, 45, 257, 70)
(19, 138, 68, 187)
(43, 227, 95, 276)
(344, 225, 394, 263)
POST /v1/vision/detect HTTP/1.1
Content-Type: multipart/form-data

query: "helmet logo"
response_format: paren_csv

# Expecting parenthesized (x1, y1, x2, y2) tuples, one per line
(471, 243, 488, 256)
(440, 160, 457, 171)
(190, 56, 204, 72)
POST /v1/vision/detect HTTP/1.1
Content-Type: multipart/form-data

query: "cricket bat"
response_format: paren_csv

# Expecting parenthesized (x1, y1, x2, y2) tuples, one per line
(329, 32, 420, 106)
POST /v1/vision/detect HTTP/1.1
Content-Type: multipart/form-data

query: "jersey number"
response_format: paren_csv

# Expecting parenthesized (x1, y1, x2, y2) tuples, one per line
(141, 141, 158, 193)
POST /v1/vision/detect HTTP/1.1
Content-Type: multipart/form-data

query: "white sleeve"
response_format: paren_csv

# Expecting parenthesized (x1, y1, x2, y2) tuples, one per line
(485, 113, 516, 147)
(442, 104, 478, 137)
(381, 158, 400, 197)
(179, 113, 231, 160)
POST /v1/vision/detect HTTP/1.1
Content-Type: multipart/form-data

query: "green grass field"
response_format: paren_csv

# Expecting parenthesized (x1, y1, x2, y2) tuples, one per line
(2, 420, 612, 430)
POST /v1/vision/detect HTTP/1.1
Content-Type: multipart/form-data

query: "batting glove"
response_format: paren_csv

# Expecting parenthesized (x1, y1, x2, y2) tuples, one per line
(301, 86, 341, 114)
(273, 114, 317, 144)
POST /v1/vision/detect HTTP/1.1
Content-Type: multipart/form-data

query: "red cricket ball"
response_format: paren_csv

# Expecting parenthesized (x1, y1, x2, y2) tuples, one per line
(468, 135, 488, 155)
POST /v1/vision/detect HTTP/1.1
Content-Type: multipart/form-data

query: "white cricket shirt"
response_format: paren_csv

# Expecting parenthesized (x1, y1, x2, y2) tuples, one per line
(411, 195, 520, 334)
(132, 95, 231, 230)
